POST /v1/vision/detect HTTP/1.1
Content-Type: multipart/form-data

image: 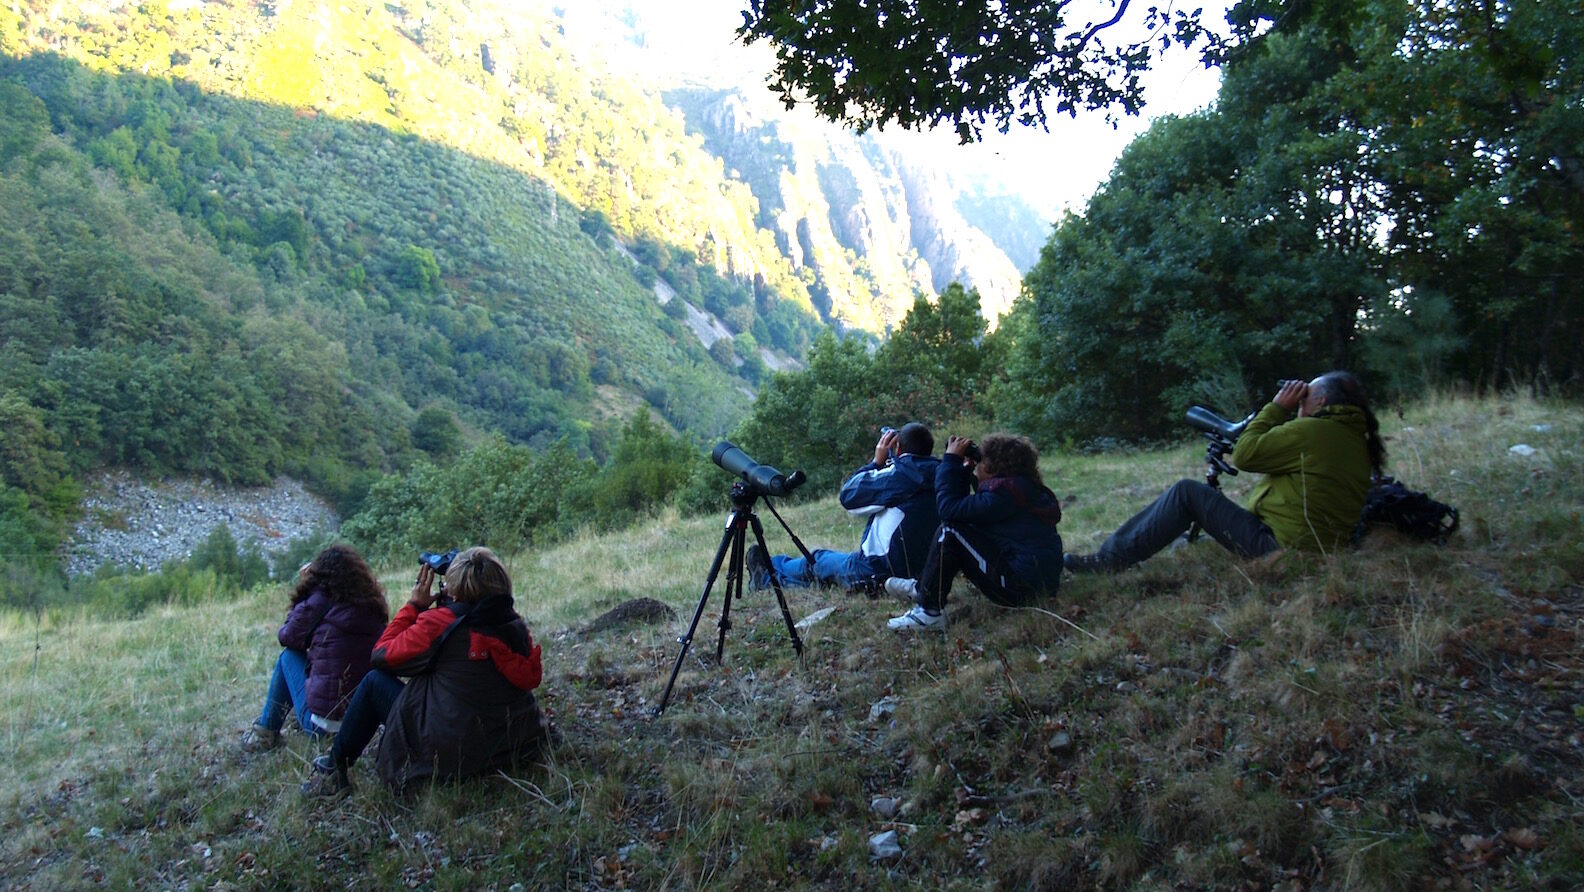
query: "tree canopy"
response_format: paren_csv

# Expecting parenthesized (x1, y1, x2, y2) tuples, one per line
(992, 0, 1582, 447)
(736, 0, 1216, 141)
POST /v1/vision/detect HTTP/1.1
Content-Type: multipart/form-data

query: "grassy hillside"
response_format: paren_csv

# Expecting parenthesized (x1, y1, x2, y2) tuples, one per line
(2, 393, 1580, 887)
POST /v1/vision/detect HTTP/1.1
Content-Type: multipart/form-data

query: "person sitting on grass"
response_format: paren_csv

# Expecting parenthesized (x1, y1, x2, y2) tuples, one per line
(748, 422, 941, 595)
(242, 544, 388, 752)
(1064, 372, 1384, 574)
(301, 546, 552, 798)
(885, 433, 1064, 631)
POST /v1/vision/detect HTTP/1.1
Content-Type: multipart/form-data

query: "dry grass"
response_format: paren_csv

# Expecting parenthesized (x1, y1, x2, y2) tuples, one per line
(2, 393, 1581, 889)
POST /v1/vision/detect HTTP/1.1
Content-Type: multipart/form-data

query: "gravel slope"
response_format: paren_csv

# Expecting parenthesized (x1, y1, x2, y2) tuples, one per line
(64, 472, 339, 576)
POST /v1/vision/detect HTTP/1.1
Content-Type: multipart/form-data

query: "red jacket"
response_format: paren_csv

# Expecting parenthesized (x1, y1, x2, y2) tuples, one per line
(369, 596, 548, 791)
(371, 600, 542, 691)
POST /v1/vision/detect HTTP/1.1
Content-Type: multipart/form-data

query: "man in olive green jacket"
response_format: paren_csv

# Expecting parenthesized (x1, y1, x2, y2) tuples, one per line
(1066, 372, 1385, 573)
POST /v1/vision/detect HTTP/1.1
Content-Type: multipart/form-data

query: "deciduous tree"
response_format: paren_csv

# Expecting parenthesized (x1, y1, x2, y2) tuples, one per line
(737, 0, 1217, 141)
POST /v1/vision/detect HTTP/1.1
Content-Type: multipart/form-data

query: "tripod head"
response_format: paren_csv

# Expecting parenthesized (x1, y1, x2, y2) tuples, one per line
(1185, 406, 1254, 489)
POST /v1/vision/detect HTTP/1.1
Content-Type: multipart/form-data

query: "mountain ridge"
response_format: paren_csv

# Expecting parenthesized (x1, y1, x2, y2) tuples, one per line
(0, 0, 1048, 577)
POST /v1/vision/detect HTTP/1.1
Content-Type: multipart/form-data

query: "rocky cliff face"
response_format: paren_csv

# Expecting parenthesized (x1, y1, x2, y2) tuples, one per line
(674, 88, 1026, 330)
(892, 158, 1024, 322)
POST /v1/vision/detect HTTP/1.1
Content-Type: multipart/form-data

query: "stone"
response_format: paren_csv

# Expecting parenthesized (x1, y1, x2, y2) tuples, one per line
(868, 830, 902, 861)
(582, 598, 678, 635)
(794, 606, 837, 630)
(868, 696, 899, 723)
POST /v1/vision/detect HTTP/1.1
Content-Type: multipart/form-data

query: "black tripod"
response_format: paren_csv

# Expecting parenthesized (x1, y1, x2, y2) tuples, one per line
(654, 481, 810, 716)
(1184, 406, 1253, 543)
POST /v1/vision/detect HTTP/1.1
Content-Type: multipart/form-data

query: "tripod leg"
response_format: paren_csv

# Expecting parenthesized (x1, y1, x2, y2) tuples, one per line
(1188, 468, 1221, 544)
(655, 513, 740, 716)
(715, 522, 745, 662)
(750, 515, 805, 657)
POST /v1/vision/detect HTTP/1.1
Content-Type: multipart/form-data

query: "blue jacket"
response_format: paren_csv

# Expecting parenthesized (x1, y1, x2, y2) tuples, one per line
(935, 457, 1064, 591)
(839, 453, 942, 580)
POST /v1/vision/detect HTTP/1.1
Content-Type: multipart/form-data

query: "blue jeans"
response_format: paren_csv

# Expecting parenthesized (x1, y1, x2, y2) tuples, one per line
(328, 669, 406, 770)
(767, 549, 883, 590)
(258, 648, 324, 736)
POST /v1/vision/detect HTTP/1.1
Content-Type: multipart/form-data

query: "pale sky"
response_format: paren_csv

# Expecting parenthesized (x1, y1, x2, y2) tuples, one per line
(883, 47, 1223, 219)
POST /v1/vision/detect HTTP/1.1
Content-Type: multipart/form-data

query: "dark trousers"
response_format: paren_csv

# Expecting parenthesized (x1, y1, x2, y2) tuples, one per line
(1097, 479, 1279, 567)
(917, 524, 1040, 613)
(329, 669, 404, 770)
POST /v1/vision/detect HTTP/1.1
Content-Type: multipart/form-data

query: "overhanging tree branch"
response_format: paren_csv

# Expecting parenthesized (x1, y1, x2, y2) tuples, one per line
(738, 0, 1218, 142)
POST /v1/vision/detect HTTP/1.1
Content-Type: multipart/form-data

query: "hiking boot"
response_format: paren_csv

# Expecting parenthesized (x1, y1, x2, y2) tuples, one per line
(1063, 552, 1119, 574)
(241, 723, 281, 753)
(300, 755, 351, 799)
(745, 544, 773, 591)
(886, 604, 945, 632)
(883, 576, 919, 602)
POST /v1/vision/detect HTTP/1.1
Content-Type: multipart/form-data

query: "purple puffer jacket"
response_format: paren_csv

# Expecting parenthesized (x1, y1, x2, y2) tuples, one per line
(277, 590, 388, 721)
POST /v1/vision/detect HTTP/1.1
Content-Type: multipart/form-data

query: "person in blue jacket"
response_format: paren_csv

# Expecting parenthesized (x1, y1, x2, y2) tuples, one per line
(749, 422, 940, 593)
(885, 433, 1063, 631)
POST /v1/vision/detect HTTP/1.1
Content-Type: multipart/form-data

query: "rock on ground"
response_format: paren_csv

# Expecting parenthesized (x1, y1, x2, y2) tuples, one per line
(64, 471, 339, 576)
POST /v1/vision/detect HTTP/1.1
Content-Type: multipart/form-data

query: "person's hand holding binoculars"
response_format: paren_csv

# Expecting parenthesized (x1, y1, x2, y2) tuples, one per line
(1274, 379, 1309, 414)
(874, 427, 898, 465)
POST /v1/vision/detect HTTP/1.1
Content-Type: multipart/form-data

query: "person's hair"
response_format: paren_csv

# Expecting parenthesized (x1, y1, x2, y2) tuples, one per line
(291, 544, 388, 617)
(896, 422, 933, 456)
(445, 546, 512, 604)
(1314, 370, 1387, 474)
(978, 433, 1042, 485)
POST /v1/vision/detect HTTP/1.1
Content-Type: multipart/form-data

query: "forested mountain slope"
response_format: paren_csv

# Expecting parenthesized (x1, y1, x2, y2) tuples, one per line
(0, 0, 1051, 582)
(0, 0, 821, 566)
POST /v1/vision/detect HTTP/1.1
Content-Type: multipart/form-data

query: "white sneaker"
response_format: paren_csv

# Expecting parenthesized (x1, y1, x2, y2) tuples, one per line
(887, 604, 945, 631)
(883, 577, 918, 601)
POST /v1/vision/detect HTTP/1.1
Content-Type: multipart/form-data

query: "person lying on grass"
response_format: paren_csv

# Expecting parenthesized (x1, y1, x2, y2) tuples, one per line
(748, 421, 941, 595)
(301, 546, 552, 798)
(1065, 371, 1386, 574)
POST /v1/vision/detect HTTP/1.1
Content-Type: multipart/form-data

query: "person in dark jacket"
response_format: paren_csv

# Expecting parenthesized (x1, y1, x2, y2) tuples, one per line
(885, 433, 1063, 631)
(302, 546, 550, 798)
(749, 422, 941, 593)
(243, 544, 388, 752)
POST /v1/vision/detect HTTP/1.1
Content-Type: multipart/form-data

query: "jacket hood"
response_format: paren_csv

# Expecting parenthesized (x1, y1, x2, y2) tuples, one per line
(1314, 404, 1368, 432)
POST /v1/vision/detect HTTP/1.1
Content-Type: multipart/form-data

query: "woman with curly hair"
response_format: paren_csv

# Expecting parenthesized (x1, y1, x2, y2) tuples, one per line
(242, 544, 389, 751)
(884, 433, 1064, 631)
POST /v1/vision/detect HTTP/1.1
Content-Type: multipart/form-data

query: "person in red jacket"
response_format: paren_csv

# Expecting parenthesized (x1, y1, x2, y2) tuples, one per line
(302, 546, 551, 798)
(242, 544, 388, 752)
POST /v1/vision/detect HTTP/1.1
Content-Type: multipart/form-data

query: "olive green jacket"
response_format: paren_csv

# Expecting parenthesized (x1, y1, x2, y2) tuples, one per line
(1230, 403, 1372, 551)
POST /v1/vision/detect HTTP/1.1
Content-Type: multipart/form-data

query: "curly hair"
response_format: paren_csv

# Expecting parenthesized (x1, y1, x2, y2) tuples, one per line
(978, 434, 1043, 485)
(291, 544, 387, 618)
(444, 546, 513, 604)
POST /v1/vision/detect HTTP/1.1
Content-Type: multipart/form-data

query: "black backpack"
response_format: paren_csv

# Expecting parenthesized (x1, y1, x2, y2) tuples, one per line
(1351, 476, 1460, 545)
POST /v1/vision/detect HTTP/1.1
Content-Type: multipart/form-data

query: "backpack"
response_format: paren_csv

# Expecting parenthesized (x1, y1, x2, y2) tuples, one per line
(1351, 476, 1460, 545)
